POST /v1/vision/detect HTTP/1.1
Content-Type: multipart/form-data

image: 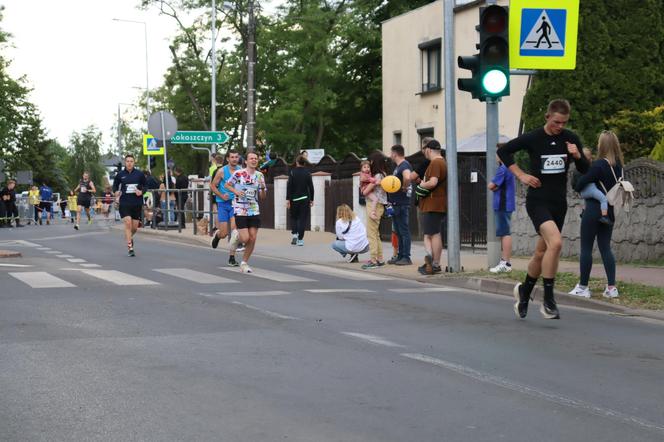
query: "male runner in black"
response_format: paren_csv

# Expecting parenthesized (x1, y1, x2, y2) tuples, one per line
(113, 154, 146, 256)
(498, 99, 589, 319)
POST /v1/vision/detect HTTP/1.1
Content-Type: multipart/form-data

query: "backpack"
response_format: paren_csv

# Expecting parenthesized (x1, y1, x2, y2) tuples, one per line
(600, 159, 635, 212)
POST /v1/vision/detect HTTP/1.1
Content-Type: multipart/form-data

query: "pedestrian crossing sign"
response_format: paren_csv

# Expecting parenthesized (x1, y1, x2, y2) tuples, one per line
(143, 134, 164, 156)
(509, 0, 579, 70)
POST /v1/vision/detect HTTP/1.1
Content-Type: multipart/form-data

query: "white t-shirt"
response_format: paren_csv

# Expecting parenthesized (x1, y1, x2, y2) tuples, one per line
(335, 217, 369, 253)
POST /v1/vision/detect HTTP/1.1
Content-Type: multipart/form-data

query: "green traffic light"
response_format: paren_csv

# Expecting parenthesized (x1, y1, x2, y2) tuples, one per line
(482, 69, 508, 95)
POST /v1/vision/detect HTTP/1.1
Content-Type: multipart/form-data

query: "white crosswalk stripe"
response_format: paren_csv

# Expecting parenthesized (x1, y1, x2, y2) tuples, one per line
(56, 254, 74, 258)
(388, 287, 455, 293)
(289, 264, 393, 281)
(154, 268, 239, 284)
(9, 272, 75, 288)
(209, 291, 291, 297)
(75, 270, 159, 286)
(304, 289, 374, 293)
(80, 264, 102, 268)
(67, 258, 87, 263)
(218, 266, 315, 282)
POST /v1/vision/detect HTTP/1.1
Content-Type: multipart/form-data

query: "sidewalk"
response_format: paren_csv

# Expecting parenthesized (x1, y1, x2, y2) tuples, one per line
(134, 226, 664, 288)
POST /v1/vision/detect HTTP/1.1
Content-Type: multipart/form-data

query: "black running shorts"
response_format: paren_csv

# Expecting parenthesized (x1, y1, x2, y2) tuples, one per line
(77, 196, 91, 208)
(119, 204, 142, 221)
(421, 211, 446, 236)
(526, 200, 567, 234)
(235, 215, 261, 229)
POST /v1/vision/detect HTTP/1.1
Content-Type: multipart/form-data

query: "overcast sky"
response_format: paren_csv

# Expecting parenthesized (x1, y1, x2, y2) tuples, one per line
(2, 0, 189, 150)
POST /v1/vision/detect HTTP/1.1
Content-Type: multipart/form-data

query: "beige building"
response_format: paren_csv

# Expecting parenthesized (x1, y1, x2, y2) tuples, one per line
(382, 0, 529, 155)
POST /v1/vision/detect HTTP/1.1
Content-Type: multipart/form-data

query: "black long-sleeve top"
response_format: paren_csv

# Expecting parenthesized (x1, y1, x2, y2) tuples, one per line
(574, 159, 623, 195)
(286, 167, 314, 202)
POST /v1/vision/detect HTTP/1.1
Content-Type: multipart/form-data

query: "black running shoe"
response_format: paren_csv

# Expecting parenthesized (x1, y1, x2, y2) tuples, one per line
(228, 255, 238, 267)
(513, 283, 531, 319)
(128, 248, 135, 257)
(291, 236, 297, 245)
(211, 233, 221, 249)
(540, 293, 560, 319)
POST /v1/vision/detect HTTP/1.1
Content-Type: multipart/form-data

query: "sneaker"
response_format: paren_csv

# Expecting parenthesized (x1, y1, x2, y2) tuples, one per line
(240, 262, 252, 273)
(88, 219, 93, 225)
(513, 283, 531, 319)
(74, 224, 79, 230)
(387, 256, 399, 265)
(490, 260, 512, 273)
(297, 239, 304, 246)
(211, 233, 221, 249)
(291, 235, 298, 245)
(347, 253, 359, 263)
(236, 243, 246, 253)
(432, 265, 442, 274)
(127, 248, 135, 257)
(598, 216, 614, 226)
(422, 255, 432, 273)
(568, 284, 591, 298)
(417, 264, 432, 275)
(362, 261, 379, 269)
(603, 286, 619, 298)
(228, 255, 239, 267)
(46, 219, 50, 225)
(394, 257, 413, 266)
(540, 294, 560, 319)
(376, 261, 386, 267)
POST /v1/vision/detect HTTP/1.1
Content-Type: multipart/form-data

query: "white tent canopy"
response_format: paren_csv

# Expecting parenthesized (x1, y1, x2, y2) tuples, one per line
(442, 132, 514, 153)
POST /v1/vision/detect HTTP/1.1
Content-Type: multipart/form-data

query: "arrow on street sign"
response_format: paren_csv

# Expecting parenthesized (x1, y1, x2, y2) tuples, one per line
(170, 131, 229, 145)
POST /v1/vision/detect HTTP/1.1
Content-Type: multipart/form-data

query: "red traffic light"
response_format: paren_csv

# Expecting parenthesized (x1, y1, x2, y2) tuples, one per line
(481, 5, 507, 34)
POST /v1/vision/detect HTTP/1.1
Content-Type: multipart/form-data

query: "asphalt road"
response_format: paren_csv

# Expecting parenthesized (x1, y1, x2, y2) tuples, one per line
(1, 224, 663, 441)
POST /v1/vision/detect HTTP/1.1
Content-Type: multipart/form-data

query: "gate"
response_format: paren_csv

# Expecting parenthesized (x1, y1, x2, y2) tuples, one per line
(259, 183, 275, 229)
(325, 178, 354, 233)
(457, 155, 487, 247)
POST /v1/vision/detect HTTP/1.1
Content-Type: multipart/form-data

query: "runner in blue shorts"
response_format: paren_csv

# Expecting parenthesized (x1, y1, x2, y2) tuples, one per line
(210, 149, 242, 266)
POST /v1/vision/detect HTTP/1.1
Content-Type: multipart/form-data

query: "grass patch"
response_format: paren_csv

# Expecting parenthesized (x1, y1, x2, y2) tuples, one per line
(446, 269, 664, 311)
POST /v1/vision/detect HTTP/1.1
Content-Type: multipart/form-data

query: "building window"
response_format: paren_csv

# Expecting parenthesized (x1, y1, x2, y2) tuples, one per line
(393, 131, 402, 146)
(419, 38, 441, 93)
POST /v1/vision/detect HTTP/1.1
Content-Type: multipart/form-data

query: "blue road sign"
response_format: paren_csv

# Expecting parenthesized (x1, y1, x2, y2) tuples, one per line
(519, 8, 567, 57)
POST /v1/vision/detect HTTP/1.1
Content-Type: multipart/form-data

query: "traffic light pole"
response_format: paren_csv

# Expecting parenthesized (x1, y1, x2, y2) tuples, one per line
(486, 98, 500, 268)
(444, 0, 461, 273)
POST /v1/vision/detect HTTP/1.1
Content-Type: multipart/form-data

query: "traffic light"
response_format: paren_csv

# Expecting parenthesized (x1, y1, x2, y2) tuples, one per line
(478, 5, 509, 99)
(457, 54, 481, 99)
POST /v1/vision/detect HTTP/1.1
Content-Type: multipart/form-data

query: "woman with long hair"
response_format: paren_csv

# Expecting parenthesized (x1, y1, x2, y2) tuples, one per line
(331, 204, 369, 263)
(569, 131, 625, 299)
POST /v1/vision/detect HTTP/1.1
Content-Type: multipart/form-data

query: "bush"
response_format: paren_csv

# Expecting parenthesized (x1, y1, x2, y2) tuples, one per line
(606, 104, 664, 163)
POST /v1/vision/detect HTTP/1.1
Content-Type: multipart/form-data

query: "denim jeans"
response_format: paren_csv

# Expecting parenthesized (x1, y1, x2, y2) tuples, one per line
(392, 205, 411, 259)
(161, 200, 175, 222)
(331, 240, 369, 257)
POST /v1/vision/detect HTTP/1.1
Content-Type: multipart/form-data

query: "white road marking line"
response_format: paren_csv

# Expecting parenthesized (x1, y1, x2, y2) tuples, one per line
(67, 258, 87, 263)
(388, 287, 456, 293)
(56, 255, 74, 258)
(304, 288, 373, 294)
(231, 301, 299, 320)
(0, 240, 41, 248)
(37, 232, 105, 241)
(401, 353, 664, 435)
(342, 332, 405, 348)
(9, 272, 75, 288)
(216, 291, 291, 297)
(36, 247, 51, 251)
(45, 251, 62, 254)
(218, 266, 315, 282)
(289, 264, 392, 281)
(79, 263, 101, 268)
(154, 268, 240, 284)
(0, 263, 33, 268)
(74, 269, 159, 286)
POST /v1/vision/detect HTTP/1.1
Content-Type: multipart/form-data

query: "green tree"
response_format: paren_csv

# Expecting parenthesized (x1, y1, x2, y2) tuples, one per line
(606, 104, 664, 162)
(67, 126, 106, 189)
(522, 0, 664, 147)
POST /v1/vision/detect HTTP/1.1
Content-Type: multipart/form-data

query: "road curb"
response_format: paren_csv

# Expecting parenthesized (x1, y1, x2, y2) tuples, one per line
(0, 250, 22, 258)
(125, 226, 664, 322)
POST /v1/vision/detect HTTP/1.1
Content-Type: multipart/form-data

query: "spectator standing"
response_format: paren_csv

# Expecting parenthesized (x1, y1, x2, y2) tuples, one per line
(174, 167, 189, 228)
(416, 139, 447, 275)
(1, 179, 23, 227)
(286, 155, 314, 246)
(488, 149, 516, 273)
(28, 185, 40, 225)
(331, 204, 369, 263)
(39, 182, 54, 225)
(158, 174, 176, 223)
(67, 191, 77, 223)
(387, 144, 412, 265)
(361, 157, 389, 269)
(569, 131, 625, 299)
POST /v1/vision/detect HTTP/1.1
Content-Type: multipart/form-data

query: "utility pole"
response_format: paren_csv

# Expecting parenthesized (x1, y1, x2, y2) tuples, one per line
(246, 0, 256, 152)
(211, 0, 217, 154)
(443, 0, 461, 272)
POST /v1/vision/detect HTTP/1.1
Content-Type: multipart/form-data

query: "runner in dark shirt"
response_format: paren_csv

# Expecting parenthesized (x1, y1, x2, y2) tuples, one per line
(112, 154, 146, 256)
(498, 99, 589, 320)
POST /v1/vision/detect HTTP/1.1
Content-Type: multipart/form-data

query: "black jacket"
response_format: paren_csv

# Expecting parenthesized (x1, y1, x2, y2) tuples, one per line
(287, 167, 314, 202)
(574, 159, 622, 195)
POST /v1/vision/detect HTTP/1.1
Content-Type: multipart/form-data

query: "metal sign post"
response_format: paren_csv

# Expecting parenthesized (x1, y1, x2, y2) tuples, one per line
(160, 111, 171, 228)
(486, 98, 500, 267)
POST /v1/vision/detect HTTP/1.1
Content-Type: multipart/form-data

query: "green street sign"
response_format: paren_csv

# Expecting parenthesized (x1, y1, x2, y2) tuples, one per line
(171, 131, 229, 144)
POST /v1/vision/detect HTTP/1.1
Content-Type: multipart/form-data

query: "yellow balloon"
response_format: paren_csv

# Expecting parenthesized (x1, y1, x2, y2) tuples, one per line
(380, 175, 402, 193)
